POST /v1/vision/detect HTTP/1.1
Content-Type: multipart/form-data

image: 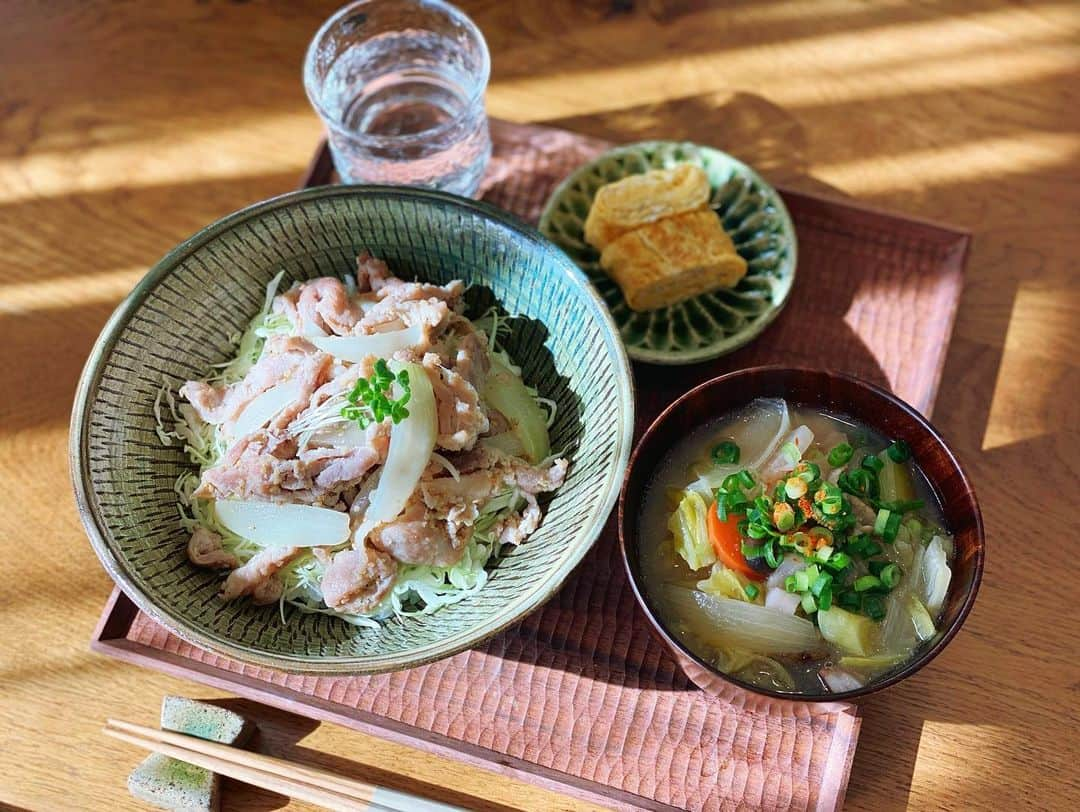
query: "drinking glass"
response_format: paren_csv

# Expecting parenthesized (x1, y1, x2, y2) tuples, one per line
(304, 0, 491, 196)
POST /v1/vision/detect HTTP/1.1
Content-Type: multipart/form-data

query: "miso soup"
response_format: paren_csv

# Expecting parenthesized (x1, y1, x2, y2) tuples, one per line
(638, 398, 954, 695)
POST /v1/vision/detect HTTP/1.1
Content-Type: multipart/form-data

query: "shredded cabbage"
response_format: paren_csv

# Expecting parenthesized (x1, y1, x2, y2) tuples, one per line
(697, 564, 757, 603)
(668, 490, 716, 571)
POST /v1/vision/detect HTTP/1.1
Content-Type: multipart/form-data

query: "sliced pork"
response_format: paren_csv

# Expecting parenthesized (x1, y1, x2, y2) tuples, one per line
(369, 498, 465, 567)
(221, 545, 302, 603)
(180, 336, 332, 435)
(187, 527, 237, 569)
(177, 255, 569, 620)
(320, 545, 397, 614)
(422, 352, 489, 451)
(273, 276, 363, 336)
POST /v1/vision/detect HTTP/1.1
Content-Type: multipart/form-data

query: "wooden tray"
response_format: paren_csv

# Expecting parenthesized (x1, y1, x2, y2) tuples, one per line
(91, 119, 970, 812)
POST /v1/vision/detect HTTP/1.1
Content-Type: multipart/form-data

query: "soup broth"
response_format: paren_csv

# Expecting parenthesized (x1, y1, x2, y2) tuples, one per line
(638, 398, 953, 695)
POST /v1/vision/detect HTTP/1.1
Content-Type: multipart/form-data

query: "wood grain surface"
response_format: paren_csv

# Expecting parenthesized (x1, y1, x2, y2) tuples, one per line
(1, 2, 1078, 811)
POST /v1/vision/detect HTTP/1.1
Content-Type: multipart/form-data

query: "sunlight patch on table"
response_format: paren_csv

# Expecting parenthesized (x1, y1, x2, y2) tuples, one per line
(983, 285, 1079, 450)
(489, 6, 1072, 119)
(0, 267, 145, 315)
(815, 133, 1077, 195)
(0, 111, 318, 203)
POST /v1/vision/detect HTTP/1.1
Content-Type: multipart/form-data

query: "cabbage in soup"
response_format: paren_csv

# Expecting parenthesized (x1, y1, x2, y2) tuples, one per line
(638, 398, 954, 695)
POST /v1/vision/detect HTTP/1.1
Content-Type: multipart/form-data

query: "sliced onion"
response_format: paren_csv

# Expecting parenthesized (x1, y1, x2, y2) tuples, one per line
(230, 378, 304, 439)
(310, 324, 425, 362)
(765, 587, 801, 615)
(691, 399, 790, 494)
(909, 596, 937, 641)
(766, 554, 805, 589)
(663, 587, 822, 655)
(820, 667, 864, 693)
(215, 500, 350, 547)
(760, 425, 815, 482)
(921, 535, 952, 616)
(744, 398, 792, 471)
(352, 360, 436, 543)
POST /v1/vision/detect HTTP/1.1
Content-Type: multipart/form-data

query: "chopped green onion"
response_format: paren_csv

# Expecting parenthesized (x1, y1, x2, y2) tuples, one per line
(864, 541, 883, 557)
(746, 523, 769, 540)
(887, 440, 911, 463)
(863, 595, 887, 621)
(711, 441, 740, 465)
(824, 551, 851, 571)
(741, 543, 765, 559)
(794, 570, 811, 592)
(721, 473, 742, 494)
(784, 477, 808, 500)
(821, 495, 843, 516)
(814, 482, 841, 503)
(879, 499, 925, 513)
(800, 591, 818, 614)
(873, 509, 892, 536)
(810, 572, 833, 597)
(764, 539, 782, 568)
(737, 470, 755, 489)
(883, 512, 902, 542)
(838, 590, 861, 611)
(879, 563, 902, 589)
(815, 545, 834, 562)
(797, 462, 821, 483)
(817, 584, 834, 611)
(744, 583, 760, 600)
(808, 527, 834, 546)
(854, 575, 883, 592)
(861, 455, 884, 474)
(840, 468, 879, 500)
(773, 502, 796, 532)
(828, 443, 854, 466)
(785, 574, 799, 593)
(715, 495, 729, 522)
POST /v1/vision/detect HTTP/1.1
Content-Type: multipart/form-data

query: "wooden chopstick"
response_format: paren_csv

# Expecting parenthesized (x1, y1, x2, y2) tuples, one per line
(105, 718, 468, 812)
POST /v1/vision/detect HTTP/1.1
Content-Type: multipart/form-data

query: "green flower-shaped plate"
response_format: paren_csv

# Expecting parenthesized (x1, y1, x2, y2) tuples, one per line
(539, 141, 797, 365)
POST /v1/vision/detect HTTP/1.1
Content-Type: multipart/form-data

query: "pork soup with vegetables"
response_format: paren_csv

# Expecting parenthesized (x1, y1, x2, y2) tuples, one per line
(638, 398, 953, 695)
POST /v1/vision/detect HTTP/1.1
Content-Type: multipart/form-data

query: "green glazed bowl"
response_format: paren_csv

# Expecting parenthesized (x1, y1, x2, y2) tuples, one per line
(539, 141, 797, 365)
(71, 186, 634, 674)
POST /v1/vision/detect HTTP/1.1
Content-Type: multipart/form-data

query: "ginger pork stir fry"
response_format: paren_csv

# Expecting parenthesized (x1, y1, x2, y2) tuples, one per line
(157, 254, 567, 625)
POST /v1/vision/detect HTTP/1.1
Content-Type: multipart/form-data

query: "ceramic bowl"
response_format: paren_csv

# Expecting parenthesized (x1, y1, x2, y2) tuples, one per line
(539, 141, 797, 365)
(72, 185, 634, 674)
(618, 366, 983, 702)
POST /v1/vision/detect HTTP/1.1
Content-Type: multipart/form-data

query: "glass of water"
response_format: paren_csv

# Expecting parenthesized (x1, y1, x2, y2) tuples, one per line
(304, 0, 492, 197)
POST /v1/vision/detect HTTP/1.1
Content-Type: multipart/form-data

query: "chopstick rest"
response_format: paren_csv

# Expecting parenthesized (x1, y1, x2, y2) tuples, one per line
(126, 696, 252, 811)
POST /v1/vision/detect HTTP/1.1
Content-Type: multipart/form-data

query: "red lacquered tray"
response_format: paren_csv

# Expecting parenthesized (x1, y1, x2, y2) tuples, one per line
(91, 119, 970, 812)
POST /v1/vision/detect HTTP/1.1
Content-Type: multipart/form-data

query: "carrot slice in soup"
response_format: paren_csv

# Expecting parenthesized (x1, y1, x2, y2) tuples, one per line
(706, 503, 764, 581)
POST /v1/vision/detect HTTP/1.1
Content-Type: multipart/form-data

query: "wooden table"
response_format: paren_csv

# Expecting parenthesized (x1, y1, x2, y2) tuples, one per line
(2, 2, 1076, 809)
